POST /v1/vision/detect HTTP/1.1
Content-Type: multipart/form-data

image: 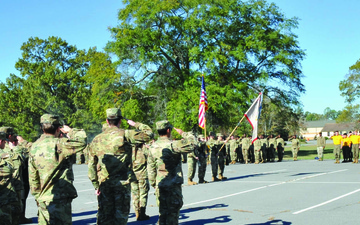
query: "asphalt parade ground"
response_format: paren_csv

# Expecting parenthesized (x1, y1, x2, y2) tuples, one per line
(23, 159, 360, 225)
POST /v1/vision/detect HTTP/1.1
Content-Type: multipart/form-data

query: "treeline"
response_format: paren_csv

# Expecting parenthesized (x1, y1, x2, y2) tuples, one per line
(0, 0, 306, 141)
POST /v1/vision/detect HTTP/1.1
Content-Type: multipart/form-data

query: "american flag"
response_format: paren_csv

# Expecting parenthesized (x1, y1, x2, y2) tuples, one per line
(198, 75, 208, 129)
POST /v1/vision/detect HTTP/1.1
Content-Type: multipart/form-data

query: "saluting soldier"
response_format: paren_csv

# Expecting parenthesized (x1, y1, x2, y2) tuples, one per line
(290, 135, 300, 161)
(88, 108, 153, 225)
(316, 132, 326, 161)
(147, 120, 196, 225)
(276, 134, 285, 162)
(29, 114, 87, 224)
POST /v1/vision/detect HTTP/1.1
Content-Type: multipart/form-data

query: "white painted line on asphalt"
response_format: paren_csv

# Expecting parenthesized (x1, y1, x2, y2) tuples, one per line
(183, 169, 347, 207)
(328, 169, 348, 174)
(293, 188, 360, 215)
(85, 201, 98, 205)
(78, 188, 95, 193)
(183, 186, 268, 207)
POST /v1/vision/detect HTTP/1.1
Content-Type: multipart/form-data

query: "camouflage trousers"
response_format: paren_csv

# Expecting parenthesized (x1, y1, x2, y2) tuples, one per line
(198, 156, 207, 180)
(317, 147, 324, 160)
(291, 147, 299, 159)
(352, 144, 359, 159)
(97, 179, 130, 225)
(254, 149, 261, 163)
(156, 185, 183, 225)
(11, 190, 22, 225)
(0, 204, 12, 225)
(242, 147, 249, 162)
(333, 144, 341, 161)
(37, 199, 72, 225)
(210, 155, 218, 177)
(217, 153, 225, 175)
(230, 149, 237, 161)
(187, 156, 197, 180)
(130, 179, 150, 211)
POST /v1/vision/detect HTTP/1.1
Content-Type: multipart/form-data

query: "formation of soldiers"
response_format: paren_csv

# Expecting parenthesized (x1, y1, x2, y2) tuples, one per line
(2, 107, 339, 225)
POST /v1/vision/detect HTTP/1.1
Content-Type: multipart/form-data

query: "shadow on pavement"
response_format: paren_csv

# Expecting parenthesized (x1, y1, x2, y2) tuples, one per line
(128, 203, 231, 224)
(290, 172, 322, 176)
(245, 219, 292, 225)
(224, 172, 283, 181)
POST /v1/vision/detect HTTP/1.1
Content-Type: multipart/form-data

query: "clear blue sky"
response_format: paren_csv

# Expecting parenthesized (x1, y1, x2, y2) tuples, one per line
(1, 0, 359, 114)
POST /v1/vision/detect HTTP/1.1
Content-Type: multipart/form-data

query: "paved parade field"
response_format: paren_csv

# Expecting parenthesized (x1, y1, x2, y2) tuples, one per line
(23, 159, 360, 225)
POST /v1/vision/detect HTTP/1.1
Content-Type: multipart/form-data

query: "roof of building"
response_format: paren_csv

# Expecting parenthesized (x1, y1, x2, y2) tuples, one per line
(303, 120, 336, 128)
(321, 122, 357, 132)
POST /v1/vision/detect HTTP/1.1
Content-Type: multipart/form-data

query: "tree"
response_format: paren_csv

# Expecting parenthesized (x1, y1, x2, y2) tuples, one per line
(0, 37, 116, 140)
(323, 107, 340, 120)
(106, 0, 305, 134)
(304, 111, 324, 121)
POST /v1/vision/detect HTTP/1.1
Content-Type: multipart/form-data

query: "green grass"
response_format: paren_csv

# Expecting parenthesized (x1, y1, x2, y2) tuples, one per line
(283, 143, 336, 160)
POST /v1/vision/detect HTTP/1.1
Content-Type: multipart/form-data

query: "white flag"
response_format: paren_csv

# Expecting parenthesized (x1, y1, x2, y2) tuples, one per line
(244, 92, 263, 143)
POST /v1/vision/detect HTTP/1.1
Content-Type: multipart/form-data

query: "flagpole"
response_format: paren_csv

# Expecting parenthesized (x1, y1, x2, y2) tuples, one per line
(204, 119, 207, 140)
(218, 115, 246, 153)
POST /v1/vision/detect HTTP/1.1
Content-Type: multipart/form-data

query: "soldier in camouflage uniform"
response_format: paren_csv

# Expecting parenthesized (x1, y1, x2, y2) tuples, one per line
(187, 146, 198, 186)
(131, 142, 151, 221)
(268, 135, 276, 162)
(291, 135, 300, 161)
(0, 132, 19, 224)
(197, 135, 209, 183)
(147, 120, 196, 225)
(260, 135, 268, 163)
(207, 132, 220, 181)
(241, 134, 251, 164)
(215, 133, 227, 180)
(229, 135, 237, 164)
(14, 135, 33, 223)
(276, 135, 285, 162)
(88, 108, 153, 225)
(29, 114, 87, 225)
(0, 127, 25, 225)
(253, 137, 262, 164)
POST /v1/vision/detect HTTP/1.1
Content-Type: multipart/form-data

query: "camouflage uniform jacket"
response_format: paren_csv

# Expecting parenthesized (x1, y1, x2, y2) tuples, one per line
(0, 153, 18, 206)
(88, 123, 153, 189)
(207, 138, 217, 156)
(215, 140, 226, 155)
(2, 143, 24, 191)
(291, 139, 300, 148)
(147, 132, 196, 188)
(132, 144, 149, 180)
(253, 139, 262, 150)
(276, 138, 285, 149)
(29, 129, 87, 202)
(260, 138, 268, 148)
(269, 138, 276, 147)
(228, 139, 237, 153)
(241, 138, 251, 149)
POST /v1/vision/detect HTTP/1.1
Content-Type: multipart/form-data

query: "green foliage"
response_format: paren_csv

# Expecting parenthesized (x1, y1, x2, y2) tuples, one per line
(106, 0, 305, 135)
(0, 37, 116, 141)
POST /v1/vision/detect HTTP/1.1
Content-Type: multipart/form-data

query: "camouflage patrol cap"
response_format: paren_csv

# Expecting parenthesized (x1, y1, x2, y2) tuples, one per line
(156, 120, 172, 130)
(216, 133, 222, 137)
(209, 132, 215, 137)
(0, 127, 14, 135)
(106, 108, 122, 119)
(0, 132, 6, 140)
(40, 114, 61, 125)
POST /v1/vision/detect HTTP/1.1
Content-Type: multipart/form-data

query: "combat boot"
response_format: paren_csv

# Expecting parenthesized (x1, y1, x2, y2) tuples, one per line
(255, 161, 259, 164)
(212, 176, 221, 182)
(138, 207, 150, 221)
(219, 174, 227, 180)
(135, 210, 140, 220)
(188, 178, 198, 185)
(199, 178, 208, 184)
(230, 160, 236, 164)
